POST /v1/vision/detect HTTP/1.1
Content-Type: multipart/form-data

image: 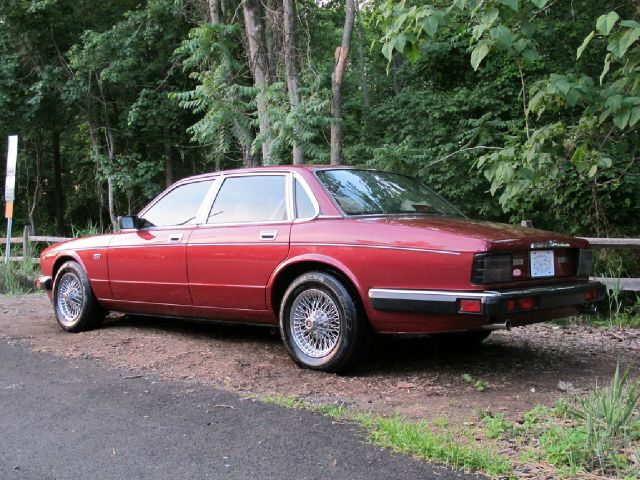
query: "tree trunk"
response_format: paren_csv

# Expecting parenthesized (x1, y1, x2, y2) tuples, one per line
(241, 139, 257, 167)
(283, 0, 304, 164)
(265, 0, 282, 82)
(52, 129, 65, 235)
(242, 0, 272, 164)
(208, 0, 222, 24)
(163, 122, 174, 187)
(330, 0, 355, 165)
(27, 130, 43, 234)
(355, 0, 369, 109)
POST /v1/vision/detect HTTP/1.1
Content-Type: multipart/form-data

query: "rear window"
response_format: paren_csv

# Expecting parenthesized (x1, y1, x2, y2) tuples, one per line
(315, 169, 462, 217)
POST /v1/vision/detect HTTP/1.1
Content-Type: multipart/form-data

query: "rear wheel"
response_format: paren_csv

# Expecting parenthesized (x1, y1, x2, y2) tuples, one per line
(279, 271, 369, 373)
(53, 261, 105, 332)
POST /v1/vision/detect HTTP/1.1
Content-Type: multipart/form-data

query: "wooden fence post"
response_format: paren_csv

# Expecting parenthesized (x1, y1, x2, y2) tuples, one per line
(23, 225, 32, 259)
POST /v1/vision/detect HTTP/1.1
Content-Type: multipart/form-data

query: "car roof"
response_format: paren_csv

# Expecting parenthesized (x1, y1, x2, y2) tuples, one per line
(179, 164, 357, 183)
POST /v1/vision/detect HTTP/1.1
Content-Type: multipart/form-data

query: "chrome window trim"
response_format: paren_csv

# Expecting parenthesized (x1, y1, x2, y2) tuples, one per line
(194, 219, 293, 229)
(203, 172, 292, 226)
(138, 176, 218, 221)
(292, 172, 320, 222)
(195, 177, 223, 224)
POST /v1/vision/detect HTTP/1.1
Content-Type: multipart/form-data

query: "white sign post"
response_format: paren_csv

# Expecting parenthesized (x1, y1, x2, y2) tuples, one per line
(4, 135, 17, 264)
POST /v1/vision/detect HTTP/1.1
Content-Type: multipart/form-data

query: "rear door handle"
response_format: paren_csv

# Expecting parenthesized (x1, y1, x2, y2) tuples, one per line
(259, 230, 278, 241)
(169, 234, 183, 242)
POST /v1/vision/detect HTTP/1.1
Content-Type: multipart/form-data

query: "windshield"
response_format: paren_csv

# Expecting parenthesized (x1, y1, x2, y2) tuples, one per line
(315, 169, 463, 217)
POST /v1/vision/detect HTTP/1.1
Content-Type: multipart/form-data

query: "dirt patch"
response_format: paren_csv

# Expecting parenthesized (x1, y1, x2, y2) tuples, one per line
(1, 293, 639, 421)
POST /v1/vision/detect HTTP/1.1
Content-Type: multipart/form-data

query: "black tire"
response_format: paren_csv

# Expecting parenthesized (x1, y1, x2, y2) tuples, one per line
(279, 271, 369, 373)
(52, 261, 106, 332)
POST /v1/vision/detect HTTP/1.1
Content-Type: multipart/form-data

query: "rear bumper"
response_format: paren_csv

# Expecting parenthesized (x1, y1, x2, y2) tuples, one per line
(35, 275, 52, 291)
(368, 281, 605, 316)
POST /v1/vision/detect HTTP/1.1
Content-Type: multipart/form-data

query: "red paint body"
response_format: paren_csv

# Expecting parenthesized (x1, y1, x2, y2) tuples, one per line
(40, 166, 597, 334)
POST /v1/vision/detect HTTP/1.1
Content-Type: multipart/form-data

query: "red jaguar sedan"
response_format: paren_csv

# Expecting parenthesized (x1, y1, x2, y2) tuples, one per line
(37, 166, 604, 372)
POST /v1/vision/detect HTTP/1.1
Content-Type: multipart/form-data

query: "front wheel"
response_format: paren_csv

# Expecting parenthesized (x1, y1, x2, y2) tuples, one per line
(53, 261, 105, 332)
(279, 271, 369, 373)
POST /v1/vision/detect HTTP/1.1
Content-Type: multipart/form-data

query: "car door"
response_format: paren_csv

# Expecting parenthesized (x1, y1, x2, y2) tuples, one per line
(108, 178, 215, 305)
(187, 173, 292, 310)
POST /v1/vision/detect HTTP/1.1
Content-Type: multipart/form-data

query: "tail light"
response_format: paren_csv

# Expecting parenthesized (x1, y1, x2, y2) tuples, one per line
(459, 299, 482, 313)
(471, 253, 513, 284)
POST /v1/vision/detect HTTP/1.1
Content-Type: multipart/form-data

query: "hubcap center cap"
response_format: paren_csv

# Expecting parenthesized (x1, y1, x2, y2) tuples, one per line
(305, 310, 329, 331)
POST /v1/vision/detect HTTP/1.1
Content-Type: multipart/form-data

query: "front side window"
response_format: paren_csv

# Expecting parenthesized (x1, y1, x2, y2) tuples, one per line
(208, 175, 287, 224)
(140, 180, 213, 227)
(316, 169, 463, 217)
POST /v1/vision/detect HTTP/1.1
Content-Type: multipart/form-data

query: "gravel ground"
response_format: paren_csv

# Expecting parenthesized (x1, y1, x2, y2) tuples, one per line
(1, 293, 639, 421)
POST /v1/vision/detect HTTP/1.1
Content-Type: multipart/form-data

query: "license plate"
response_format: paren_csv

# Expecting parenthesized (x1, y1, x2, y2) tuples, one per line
(530, 250, 555, 278)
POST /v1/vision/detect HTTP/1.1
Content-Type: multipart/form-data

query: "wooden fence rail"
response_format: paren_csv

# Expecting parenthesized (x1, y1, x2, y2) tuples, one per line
(2, 230, 639, 291)
(578, 237, 640, 291)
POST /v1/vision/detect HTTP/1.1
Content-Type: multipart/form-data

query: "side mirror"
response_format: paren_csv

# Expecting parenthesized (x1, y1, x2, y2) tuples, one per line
(118, 215, 140, 230)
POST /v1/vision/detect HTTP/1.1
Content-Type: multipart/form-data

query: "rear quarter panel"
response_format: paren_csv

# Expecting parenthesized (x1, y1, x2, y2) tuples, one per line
(286, 218, 484, 332)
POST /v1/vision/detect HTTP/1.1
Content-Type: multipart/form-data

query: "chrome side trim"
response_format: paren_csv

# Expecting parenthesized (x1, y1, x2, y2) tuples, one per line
(369, 288, 493, 303)
(291, 242, 461, 255)
(109, 244, 189, 250)
(108, 242, 290, 250)
(188, 242, 289, 247)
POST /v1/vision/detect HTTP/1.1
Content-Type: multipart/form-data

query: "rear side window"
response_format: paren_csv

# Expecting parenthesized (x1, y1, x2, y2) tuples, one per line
(140, 180, 213, 227)
(295, 179, 317, 219)
(208, 175, 287, 224)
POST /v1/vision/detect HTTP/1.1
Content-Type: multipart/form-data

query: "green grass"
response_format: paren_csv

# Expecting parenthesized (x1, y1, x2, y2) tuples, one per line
(259, 394, 513, 478)
(0, 256, 37, 295)
(487, 364, 640, 478)
(362, 415, 512, 477)
(260, 363, 640, 479)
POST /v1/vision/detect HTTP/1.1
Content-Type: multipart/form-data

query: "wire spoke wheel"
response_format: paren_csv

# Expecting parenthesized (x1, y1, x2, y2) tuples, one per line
(290, 288, 341, 358)
(56, 272, 84, 326)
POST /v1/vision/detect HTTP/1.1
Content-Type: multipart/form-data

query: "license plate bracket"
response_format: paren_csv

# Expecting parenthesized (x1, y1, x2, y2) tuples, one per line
(530, 250, 555, 278)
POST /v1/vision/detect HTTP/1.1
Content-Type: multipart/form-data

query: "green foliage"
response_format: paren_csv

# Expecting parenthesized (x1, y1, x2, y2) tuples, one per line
(0, 257, 37, 295)
(171, 22, 255, 167)
(0, 0, 638, 243)
(373, 0, 640, 236)
(563, 364, 640, 474)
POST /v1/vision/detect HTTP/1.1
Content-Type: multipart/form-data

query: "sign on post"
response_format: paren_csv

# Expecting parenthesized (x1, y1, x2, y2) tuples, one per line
(4, 135, 17, 264)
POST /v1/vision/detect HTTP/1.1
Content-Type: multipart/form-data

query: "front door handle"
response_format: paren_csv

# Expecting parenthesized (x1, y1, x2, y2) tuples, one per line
(169, 234, 183, 242)
(259, 230, 278, 241)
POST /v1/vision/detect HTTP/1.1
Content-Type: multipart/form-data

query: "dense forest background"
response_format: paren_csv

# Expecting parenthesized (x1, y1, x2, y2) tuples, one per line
(0, 0, 638, 238)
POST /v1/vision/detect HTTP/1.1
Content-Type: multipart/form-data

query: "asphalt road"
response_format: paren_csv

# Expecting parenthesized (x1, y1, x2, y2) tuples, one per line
(0, 340, 484, 480)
